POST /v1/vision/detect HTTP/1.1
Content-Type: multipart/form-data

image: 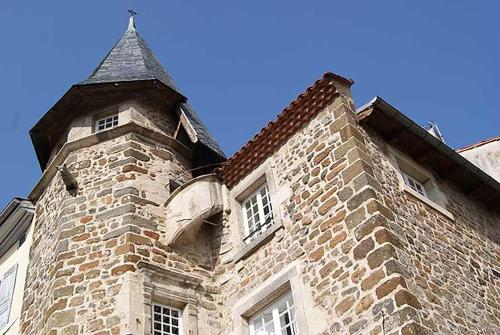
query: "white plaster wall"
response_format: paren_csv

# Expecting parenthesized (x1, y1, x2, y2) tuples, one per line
(460, 140, 500, 182)
(0, 223, 33, 335)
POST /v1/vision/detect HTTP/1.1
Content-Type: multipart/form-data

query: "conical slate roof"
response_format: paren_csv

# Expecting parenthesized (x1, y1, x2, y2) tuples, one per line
(79, 17, 179, 93)
(79, 17, 225, 157)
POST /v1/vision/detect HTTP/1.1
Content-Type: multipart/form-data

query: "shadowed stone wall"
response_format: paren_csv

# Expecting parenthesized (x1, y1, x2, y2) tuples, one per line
(363, 130, 500, 334)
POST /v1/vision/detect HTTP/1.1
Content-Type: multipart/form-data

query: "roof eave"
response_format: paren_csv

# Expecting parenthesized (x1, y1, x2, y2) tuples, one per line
(357, 97, 500, 212)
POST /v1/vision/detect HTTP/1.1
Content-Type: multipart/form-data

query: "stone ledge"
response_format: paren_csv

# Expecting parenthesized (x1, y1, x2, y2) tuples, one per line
(28, 121, 193, 202)
(403, 186, 455, 221)
(138, 261, 204, 286)
(234, 222, 283, 262)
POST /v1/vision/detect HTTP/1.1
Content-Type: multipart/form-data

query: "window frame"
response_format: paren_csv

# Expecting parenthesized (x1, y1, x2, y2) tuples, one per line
(249, 291, 298, 335)
(242, 184, 275, 244)
(388, 146, 454, 220)
(151, 303, 183, 335)
(95, 114, 119, 133)
(401, 170, 428, 198)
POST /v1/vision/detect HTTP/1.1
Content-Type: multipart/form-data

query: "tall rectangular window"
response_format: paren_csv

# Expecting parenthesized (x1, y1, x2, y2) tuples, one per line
(152, 304, 182, 335)
(95, 114, 119, 132)
(249, 292, 298, 335)
(0, 265, 17, 330)
(242, 184, 274, 244)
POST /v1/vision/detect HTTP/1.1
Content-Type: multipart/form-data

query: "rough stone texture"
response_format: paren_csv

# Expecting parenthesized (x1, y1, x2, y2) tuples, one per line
(20, 76, 500, 335)
(213, 88, 414, 334)
(361, 128, 500, 334)
(20, 105, 224, 334)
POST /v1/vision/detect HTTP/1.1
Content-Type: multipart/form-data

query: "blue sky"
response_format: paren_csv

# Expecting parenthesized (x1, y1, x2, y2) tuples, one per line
(0, 1, 498, 209)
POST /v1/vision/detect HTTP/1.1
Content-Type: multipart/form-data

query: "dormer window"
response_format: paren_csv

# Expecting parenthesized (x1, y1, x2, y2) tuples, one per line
(389, 146, 454, 220)
(95, 114, 119, 133)
(401, 170, 428, 198)
(242, 184, 274, 244)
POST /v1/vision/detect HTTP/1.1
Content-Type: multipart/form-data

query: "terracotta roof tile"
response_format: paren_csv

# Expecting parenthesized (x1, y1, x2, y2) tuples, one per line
(218, 72, 352, 188)
(456, 135, 500, 153)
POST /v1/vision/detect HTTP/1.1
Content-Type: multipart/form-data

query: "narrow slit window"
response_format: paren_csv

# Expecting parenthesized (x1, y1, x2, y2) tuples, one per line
(95, 114, 119, 132)
(249, 292, 299, 335)
(242, 184, 274, 244)
(152, 304, 182, 335)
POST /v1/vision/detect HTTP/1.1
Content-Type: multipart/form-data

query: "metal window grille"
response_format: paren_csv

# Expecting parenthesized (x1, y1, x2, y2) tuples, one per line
(152, 304, 182, 335)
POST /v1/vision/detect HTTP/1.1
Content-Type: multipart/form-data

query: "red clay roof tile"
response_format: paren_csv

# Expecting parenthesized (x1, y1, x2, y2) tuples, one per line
(218, 72, 352, 188)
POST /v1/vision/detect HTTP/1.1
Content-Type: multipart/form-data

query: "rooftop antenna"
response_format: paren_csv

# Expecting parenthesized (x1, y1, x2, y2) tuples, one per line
(128, 9, 138, 31)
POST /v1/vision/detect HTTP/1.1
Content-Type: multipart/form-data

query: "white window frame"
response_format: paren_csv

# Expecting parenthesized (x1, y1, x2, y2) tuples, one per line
(249, 291, 298, 335)
(242, 184, 275, 244)
(388, 146, 454, 220)
(151, 303, 183, 335)
(401, 171, 428, 198)
(95, 114, 119, 133)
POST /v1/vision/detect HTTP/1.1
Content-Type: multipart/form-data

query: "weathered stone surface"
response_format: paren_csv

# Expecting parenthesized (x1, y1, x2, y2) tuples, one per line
(111, 264, 136, 276)
(367, 244, 397, 269)
(361, 269, 385, 291)
(395, 290, 422, 309)
(335, 295, 355, 316)
(123, 148, 150, 162)
(375, 277, 407, 299)
(95, 204, 136, 221)
(353, 237, 375, 260)
(20, 74, 500, 335)
(354, 214, 387, 241)
(102, 225, 141, 241)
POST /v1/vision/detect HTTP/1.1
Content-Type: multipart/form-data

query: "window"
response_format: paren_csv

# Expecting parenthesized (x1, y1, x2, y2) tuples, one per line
(152, 304, 182, 335)
(243, 184, 274, 244)
(249, 292, 298, 335)
(401, 171, 428, 197)
(95, 114, 119, 132)
(18, 233, 26, 248)
(0, 265, 17, 330)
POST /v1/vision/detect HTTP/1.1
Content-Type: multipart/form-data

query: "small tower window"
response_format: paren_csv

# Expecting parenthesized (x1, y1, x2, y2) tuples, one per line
(95, 114, 119, 132)
(242, 184, 275, 244)
(152, 304, 182, 335)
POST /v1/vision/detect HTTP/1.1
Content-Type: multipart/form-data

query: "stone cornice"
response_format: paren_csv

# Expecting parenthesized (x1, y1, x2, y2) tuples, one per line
(28, 121, 193, 202)
(138, 261, 205, 287)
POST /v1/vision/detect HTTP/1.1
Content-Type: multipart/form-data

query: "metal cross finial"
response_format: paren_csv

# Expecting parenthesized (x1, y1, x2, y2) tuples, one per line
(127, 9, 137, 30)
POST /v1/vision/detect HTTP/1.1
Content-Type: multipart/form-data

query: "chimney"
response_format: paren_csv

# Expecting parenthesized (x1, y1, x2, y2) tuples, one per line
(424, 122, 445, 143)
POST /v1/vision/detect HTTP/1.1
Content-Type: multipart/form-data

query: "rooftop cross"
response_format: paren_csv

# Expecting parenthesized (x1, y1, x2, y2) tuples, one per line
(127, 9, 137, 30)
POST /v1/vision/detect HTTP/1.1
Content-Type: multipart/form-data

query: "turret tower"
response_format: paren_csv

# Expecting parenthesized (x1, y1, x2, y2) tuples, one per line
(21, 14, 225, 335)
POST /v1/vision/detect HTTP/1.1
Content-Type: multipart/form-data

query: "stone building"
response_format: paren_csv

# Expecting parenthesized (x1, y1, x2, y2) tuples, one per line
(4, 14, 499, 335)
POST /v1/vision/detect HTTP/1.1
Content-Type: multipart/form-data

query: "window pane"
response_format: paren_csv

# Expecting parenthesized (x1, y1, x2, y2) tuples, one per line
(402, 172, 427, 197)
(152, 304, 181, 335)
(96, 115, 119, 132)
(243, 184, 275, 243)
(249, 292, 298, 335)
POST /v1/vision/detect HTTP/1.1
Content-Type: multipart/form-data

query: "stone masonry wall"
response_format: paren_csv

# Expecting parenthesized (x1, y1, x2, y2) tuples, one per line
(363, 129, 500, 334)
(215, 86, 420, 334)
(21, 128, 223, 334)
